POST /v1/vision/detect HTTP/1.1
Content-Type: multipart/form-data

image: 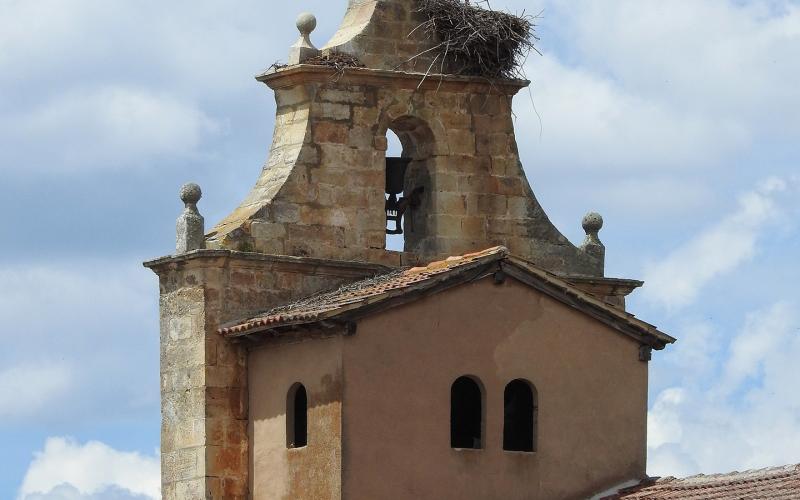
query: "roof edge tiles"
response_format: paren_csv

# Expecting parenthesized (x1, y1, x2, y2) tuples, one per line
(218, 246, 675, 348)
(219, 246, 507, 337)
(608, 464, 800, 499)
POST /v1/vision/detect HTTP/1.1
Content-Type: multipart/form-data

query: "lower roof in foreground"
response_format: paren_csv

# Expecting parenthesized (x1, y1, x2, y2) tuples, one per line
(218, 246, 675, 348)
(609, 464, 800, 499)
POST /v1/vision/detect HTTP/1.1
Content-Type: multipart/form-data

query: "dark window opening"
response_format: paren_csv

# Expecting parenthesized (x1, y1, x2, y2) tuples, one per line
(287, 383, 307, 448)
(385, 129, 405, 251)
(450, 376, 483, 449)
(503, 379, 536, 452)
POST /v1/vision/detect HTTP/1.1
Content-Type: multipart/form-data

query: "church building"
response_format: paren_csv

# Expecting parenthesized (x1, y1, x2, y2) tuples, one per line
(144, 1, 685, 498)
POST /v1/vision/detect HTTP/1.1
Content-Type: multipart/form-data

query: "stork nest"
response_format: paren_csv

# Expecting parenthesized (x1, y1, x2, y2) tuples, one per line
(304, 52, 365, 70)
(415, 0, 539, 79)
(263, 268, 407, 317)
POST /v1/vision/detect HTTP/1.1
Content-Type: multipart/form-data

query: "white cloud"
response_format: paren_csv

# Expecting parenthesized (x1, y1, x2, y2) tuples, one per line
(721, 301, 798, 394)
(22, 483, 150, 500)
(515, 55, 746, 173)
(0, 0, 300, 90)
(18, 437, 159, 500)
(642, 177, 796, 310)
(647, 388, 686, 450)
(648, 301, 800, 476)
(0, 86, 219, 173)
(0, 261, 158, 423)
(0, 0, 320, 176)
(506, 0, 800, 225)
(0, 362, 73, 419)
(511, 0, 800, 173)
(548, 0, 800, 134)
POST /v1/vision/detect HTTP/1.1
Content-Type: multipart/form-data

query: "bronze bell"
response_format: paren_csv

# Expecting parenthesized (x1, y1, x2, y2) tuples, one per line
(385, 157, 412, 235)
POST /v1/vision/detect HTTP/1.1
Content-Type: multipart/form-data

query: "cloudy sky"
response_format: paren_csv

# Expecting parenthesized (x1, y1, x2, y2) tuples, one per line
(1, 0, 798, 498)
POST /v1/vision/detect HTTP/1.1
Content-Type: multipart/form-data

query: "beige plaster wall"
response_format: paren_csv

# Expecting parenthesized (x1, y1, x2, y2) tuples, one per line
(341, 277, 648, 500)
(249, 336, 344, 500)
(148, 251, 384, 499)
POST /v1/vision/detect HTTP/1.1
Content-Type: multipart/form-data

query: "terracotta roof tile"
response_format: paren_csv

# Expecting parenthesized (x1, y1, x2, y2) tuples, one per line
(218, 246, 674, 348)
(612, 464, 800, 499)
(218, 246, 507, 336)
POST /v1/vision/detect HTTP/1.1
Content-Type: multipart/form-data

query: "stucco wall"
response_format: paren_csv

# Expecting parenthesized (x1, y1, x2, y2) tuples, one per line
(341, 277, 648, 500)
(147, 251, 384, 499)
(249, 336, 344, 500)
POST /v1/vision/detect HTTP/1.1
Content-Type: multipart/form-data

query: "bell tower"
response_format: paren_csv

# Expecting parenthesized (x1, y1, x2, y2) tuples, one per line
(207, 0, 604, 276)
(146, 2, 637, 498)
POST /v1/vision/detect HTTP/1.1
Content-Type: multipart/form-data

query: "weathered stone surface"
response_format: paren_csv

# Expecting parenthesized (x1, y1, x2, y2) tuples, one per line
(145, 251, 390, 498)
(206, 66, 603, 276)
(149, 3, 615, 496)
(176, 183, 205, 254)
(288, 13, 320, 65)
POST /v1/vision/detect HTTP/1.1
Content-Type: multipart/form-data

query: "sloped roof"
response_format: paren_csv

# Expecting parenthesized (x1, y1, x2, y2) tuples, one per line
(611, 464, 800, 499)
(219, 246, 505, 336)
(218, 247, 675, 348)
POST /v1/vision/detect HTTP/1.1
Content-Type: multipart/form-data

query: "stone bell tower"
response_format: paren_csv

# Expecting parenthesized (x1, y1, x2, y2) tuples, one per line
(145, 1, 634, 498)
(207, 0, 603, 276)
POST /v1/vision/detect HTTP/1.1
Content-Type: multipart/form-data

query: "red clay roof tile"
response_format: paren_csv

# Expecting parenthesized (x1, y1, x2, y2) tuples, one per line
(218, 246, 675, 348)
(218, 246, 507, 336)
(611, 464, 800, 499)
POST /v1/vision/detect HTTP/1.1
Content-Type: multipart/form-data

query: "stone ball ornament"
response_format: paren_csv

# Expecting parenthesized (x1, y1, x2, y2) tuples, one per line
(582, 212, 603, 234)
(180, 183, 202, 205)
(296, 12, 317, 35)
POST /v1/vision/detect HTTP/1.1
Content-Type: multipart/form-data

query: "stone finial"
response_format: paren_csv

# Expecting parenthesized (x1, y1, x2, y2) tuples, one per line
(581, 212, 603, 244)
(176, 183, 205, 254)
(580, 212, 605, 270)
(288, 12, 320, 65)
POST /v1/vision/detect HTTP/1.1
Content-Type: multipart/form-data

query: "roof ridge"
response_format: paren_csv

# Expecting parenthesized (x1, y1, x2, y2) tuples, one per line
(616, 463, 800, 498)
(657, 463, 800, 486)
(217, 246, 674, 349)
(219, 246, 507, 337)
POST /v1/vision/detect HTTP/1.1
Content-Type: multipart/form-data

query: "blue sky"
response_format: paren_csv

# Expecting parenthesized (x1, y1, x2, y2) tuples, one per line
(1, 0, 798, 498)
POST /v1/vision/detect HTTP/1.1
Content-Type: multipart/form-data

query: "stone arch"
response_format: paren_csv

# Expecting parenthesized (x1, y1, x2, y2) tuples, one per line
(379, 114, 438, 254)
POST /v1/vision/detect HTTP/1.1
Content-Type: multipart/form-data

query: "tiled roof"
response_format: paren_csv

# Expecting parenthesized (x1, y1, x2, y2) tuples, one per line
(219, 246, 507, 336)
(218, 246, 675, 348)
(612, 464, 800, 499)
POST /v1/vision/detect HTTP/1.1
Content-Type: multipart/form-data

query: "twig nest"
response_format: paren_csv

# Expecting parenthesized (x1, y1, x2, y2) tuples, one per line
(416, 0, 539, 78)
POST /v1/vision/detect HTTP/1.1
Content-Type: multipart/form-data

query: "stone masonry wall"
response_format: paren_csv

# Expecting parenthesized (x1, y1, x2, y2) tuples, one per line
(147, 251, 386, 499)
(323, 0, 442, 73)
(208, 67, 602, 277)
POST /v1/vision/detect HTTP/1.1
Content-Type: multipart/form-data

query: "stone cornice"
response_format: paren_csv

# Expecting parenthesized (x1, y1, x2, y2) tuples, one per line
(257, 65, 530, 95)
(563, 276, 644, 296)
(143, 249, 391, 276)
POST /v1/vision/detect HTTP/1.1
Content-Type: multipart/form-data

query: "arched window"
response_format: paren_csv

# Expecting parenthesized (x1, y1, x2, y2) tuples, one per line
(385, 129, 406, 252)
(503, 379, 537, 452)
(286, 383, 307, 448)
(382, 116, 434, 254)
(450, 376, 483, 449)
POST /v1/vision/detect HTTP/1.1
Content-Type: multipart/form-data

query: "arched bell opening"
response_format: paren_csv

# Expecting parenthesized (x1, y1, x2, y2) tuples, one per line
(382, 115, 435, 254)
(384, 130, 406, 251)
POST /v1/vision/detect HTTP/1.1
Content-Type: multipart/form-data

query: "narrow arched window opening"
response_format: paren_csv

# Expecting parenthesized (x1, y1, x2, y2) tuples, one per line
(385, 129, 405, 251)
(450, 376, 483, 449)
(503, 379, 536, 452)
(286, 383, 307, 448)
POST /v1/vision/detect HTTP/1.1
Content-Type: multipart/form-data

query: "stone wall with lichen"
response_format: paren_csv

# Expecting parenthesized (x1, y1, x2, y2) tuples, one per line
(151, 1, 608, 497)
(208, 68, 602, 277)
(323, 0, 442, 73)
(148, 253, 386, 499)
